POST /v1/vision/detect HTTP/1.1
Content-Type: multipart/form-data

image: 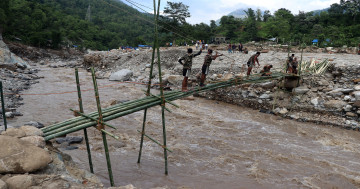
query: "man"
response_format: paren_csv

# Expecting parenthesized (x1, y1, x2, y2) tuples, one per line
(200, 49, 223, 86)
(291, 57, 298, 74)
(239, 43, 243, 52)
(260, 64, 273, 76)
(287, 54, 295, 73)
(178, 48, 202, 91)
(247, 52, 261, 76)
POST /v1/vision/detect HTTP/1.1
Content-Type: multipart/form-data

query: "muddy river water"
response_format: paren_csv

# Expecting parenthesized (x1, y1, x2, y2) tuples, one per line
(9, 65, 360, 188)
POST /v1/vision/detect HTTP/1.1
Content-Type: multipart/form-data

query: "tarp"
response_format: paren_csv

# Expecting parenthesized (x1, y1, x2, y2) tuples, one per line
(312, 39, 318, 43)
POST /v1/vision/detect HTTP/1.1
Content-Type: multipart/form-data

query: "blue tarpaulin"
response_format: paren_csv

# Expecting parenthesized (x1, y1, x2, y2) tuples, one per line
(312, 39, 318, 43)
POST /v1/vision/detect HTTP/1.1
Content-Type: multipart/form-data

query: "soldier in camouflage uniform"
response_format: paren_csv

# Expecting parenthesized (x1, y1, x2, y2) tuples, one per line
(246, 52, 261, 76)
(200, 49, 223, 86)
(178, 48, 202, 91)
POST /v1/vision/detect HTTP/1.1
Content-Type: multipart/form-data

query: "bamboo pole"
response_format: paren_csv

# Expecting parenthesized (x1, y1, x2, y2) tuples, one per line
(152, 0, 168, 175)
(137, 0, 159, 164)
(0, 81, 7, 131)
(136, 130, 172, 152)
(75, 68, 94, 174)
(91, 68, 114, 187)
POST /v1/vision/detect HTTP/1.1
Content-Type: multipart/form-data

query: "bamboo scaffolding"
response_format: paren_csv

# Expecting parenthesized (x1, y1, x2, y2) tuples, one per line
(42, 72, 287, 141)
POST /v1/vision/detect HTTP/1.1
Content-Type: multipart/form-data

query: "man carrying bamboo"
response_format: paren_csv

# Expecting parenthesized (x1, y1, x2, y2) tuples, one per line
(246, 52, 260, 76)
(200, 49, 223, 86)
(178, 48, 202, 91)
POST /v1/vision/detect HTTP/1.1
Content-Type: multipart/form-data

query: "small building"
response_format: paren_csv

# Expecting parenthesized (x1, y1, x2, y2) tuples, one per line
(312, 39, 318, 45)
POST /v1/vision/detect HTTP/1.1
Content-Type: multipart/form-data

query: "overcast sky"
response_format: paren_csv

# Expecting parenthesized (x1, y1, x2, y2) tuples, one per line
(125, 0, 340, 24)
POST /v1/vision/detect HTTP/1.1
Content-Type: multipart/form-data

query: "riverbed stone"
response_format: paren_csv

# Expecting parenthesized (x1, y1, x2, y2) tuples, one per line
(344, 95, 352, 101)
(0, 179, 7, 189)
(0, 135, 52, 173)
(20, 136, 45, 148)
(167, 75, 183, 85)
(259, 94, 271, 99)
(55, 136, 83, 144)
(259, 81, 276, 89)
(353, 101, 360, 108)
(344, 105, 352, 112)
(24, 121, 44, 129)
(293, 86, 309, 95)
(354, 85, 360, 91)
(354, 91, 360, 100)
(279, 108, 288, 115)
(311, 98, 319, 107)
(346, 112, 357, 117)
(1, 128, 26, 138)
(324, 100, 347, 110)
(109, 69, 133, 81)
(19, 126, 43, 137)
(5, 175, 33, 189)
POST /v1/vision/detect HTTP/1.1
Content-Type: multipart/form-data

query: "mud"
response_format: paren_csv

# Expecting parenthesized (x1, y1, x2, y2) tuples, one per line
(9, 64, 360, 188)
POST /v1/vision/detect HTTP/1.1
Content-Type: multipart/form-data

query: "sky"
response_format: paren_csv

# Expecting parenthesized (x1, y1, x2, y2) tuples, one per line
(124, 0, 340, 24)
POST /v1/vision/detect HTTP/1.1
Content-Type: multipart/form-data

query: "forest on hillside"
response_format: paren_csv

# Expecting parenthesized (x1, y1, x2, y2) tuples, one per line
(0, 0, 359, 50)
(0, 0, 154, 50)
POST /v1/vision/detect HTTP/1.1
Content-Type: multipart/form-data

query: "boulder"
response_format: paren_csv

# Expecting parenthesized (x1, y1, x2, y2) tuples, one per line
(1, 128, 26, 138)
(293, 86, 309, 95)
(167, 75, 183, 85)
(354, 91, 360, 100)
(20, 136, 45, 148)
(109, 69, 133, 81)
(324, 100, 347, 110)
(55, 136, 83, 144)
(19, 126, 43, 137)
(327, 88, 343, 97)
(259, 94, 271, 99)
(259, 81, 276, 89)
(311, 98, 319, 107)
(0, 135, 52, 174)
(223, 73, 234, 80)
(341, 89, 354, 94)
(5, 175, 33, 189)
(344, 96, 352, 101)
(279, 108, 288, 115)
(354, 85, 360, 91)
(24, 121, 44, 129)
(346, 112, 357, 117)
(344, 105, 352, 112)
(354, 101, 360, 108)
(0, 179, 7, 189)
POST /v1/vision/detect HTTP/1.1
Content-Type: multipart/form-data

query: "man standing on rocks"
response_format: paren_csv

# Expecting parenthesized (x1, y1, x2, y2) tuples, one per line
(247, 52, 261, 76)
(178, 48, 202, 91)
(200, 49, 223, 86)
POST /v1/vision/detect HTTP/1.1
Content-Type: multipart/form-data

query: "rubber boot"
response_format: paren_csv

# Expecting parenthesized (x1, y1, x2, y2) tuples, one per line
(182, 77, 188, 92)
(200, 74, 206, 86)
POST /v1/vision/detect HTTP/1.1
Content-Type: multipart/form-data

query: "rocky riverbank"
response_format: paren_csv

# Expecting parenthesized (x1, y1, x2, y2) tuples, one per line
(81, 46, 360, 129)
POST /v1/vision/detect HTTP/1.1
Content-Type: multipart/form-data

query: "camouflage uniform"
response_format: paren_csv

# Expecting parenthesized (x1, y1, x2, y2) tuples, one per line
(178, 50, 202, 77)
(202, 54, 215, 75)
(247, 54, 258, 68)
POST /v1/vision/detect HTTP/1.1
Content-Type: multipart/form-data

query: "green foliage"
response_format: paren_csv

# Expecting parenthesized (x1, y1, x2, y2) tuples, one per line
(3, 0, 155, 49)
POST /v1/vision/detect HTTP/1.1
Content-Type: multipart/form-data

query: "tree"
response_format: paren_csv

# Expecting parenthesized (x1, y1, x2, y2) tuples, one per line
(256, 8, 262, 22)
(0, 0, 9, 34)
(341, 0, 360, 20)
(263, 10, 272, 22)
(163, 2, 190, 24)
(245, 8, 258, 41)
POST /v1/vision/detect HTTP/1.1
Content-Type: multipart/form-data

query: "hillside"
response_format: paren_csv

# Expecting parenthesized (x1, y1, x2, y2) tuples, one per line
(1, 0, 155, 50)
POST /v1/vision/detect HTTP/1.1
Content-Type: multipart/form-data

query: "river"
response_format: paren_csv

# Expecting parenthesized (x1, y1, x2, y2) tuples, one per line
(9, 65, 360, 189)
